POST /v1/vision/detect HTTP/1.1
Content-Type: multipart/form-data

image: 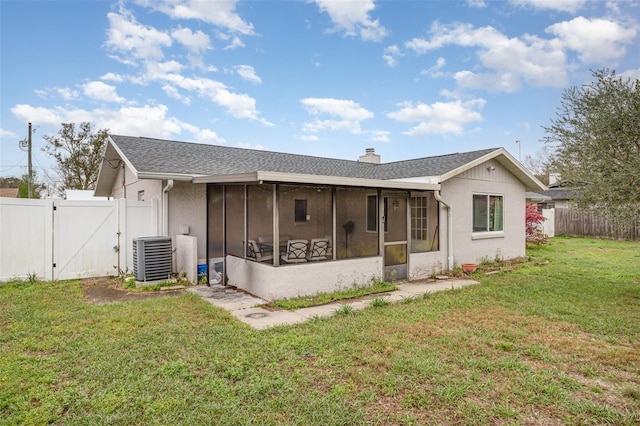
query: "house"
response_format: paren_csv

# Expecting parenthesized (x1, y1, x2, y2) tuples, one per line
(0, 188, 19, 198)
(95, 135, 546, 301)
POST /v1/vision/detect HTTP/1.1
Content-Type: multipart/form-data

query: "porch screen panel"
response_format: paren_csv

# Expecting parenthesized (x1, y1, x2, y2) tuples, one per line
(225, 185, 245, 257)
(247, 185, 273, 260)
(335, 187, 378, 259)
(207, 185, 224, 258)
(278, 185, 332, 255)
(411, 192, 439, 252)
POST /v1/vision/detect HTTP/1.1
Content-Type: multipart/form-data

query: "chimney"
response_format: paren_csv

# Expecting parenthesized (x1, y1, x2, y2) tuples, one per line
(358, 148, 380, 164)
(548, 172, 561, 186)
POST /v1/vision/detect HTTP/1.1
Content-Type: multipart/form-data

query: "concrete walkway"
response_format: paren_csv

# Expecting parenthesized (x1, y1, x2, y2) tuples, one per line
(188, 278, 478, 330)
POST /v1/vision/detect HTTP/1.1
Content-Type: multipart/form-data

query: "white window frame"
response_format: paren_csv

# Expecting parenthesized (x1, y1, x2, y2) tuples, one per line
(411, 195, 429, 242)
(472, 193, 505, 239)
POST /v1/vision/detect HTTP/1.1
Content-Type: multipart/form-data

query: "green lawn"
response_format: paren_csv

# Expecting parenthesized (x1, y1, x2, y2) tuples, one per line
(1, 237, 639, 425)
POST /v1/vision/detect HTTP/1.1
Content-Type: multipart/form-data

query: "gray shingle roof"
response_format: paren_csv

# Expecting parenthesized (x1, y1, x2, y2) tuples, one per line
(110, 135, 499, 180)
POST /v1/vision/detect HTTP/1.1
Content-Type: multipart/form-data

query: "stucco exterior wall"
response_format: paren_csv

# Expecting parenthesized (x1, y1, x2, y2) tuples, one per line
(440, 158, 526, 264)
(109, 164, 162, 235)
(168, 181, 207, 260)
(409, 251, 445, 279)
(227, 255, 383, 301)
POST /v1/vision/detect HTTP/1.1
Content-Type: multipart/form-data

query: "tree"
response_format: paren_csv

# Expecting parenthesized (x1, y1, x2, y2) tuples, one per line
(18, 173, 47, 198)
(543, 69, 640, 221)
(525, 204, 548, 245)
(522, 146, 555, 185)
(43, 122, 109, 192)
(0, 174, 45, 198)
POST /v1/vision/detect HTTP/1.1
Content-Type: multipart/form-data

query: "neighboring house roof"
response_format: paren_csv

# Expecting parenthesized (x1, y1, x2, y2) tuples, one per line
(526, 192, 552, 203)
(541, 187, 579, 201)
(0, 188, 19, 198)
(96, 135, 546, 196)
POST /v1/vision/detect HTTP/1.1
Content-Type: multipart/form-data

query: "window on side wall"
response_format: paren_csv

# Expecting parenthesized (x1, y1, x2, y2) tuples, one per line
(366, 194, 377, 232)
(294, 199, 308, 222)
(473, 194, 503, 233)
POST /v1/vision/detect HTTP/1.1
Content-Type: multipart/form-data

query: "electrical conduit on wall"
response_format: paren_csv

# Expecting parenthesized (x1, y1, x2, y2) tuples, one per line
(434, 190, 453, 271)
(163, 179, 174, 236)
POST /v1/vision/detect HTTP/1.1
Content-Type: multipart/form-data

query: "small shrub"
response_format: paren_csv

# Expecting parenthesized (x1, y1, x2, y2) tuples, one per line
(26, 272, 38, 285)
(370, 297, 388, 308)
(334, 304, 355, 316)
(526, 204, 549, 245)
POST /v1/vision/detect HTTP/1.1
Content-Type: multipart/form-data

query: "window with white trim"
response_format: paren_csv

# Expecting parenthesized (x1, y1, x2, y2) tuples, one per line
(411, 195, 428, 241)
(473, 194, 504, 232)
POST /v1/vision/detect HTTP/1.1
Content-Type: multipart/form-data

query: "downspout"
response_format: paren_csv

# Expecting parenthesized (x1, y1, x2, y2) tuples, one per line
(434, 190, 453, 271)
(163, 179, 174, 236)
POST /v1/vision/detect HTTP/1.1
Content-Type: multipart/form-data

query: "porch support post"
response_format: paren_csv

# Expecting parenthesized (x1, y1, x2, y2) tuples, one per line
(378, 189, 384, 256)
(273, 183, 280, 266)
(243, 185, 248, 258)
(222, 185, 226, 281)
(378, 189, 384, 281)
(332, 187, 337, 260)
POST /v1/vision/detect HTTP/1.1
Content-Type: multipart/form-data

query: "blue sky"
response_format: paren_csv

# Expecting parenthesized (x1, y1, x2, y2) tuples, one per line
(1, 0, 639, 181)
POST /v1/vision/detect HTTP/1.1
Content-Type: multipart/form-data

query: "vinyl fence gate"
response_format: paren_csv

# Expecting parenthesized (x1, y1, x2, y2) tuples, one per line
(0, 198, 158, 282)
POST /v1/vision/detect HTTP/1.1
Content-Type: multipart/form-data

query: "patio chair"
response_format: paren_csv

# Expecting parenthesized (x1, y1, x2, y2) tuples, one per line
(307, 238, 330, 261)
(257, 236, 274, 256)
(280, 239, 308, 264)
(248, 240, 273, 263)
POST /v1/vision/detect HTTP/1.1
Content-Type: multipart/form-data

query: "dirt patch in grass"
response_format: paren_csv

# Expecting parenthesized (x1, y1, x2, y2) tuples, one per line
(81, 276, 185, 305)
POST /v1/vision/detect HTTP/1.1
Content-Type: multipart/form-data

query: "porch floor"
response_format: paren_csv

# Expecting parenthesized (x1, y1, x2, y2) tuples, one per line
(188, 278, 478, 330)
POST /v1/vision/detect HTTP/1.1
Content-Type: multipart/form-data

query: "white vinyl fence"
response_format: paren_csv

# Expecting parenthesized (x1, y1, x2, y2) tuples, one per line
(0, 198, 158, 282)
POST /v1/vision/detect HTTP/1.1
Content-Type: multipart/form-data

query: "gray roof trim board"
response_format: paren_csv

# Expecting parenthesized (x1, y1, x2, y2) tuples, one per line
(95, 135, 546, 196)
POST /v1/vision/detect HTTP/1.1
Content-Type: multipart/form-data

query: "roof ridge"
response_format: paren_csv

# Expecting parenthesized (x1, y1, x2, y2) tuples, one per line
(378, 147, 501, 166)
(110, 134, 375, 166)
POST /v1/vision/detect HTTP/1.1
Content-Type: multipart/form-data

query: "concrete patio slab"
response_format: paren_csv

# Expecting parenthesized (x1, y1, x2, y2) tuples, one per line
(189, 278, 479, 330)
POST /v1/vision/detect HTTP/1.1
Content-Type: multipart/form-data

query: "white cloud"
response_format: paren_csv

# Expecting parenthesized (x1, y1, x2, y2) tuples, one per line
(223, 35, 245, 50)
(300, 98, 374, 135)
(421, 57, 447, 78)
(100, 72, 125, 83)
(313, 0, 388, 42)
(82, 81, 126, 103)
(467, 0, 487, 7)
(11, 104, 66, 125)
(509, 0, 587, 13)
(162, 84, 191, 105)
(300, 134, 320, 142)
(371, 130, 390, 143)
(405, 22, 568, 91)
(35, 87, 79, 101)
(387, 99, 485, 137)
(135, 0, 254, 35)
(383, 45, 401, 68)
(235, 65, 262, 84)
(10, 103, 210, 141)
(620, 68, 640, 81)
(106, 11, 172, 63)
(546, 17, 637, 63)
(0, 128, 17, 138)
(171, 27, 211, 53)
(194, 128, 226, 144)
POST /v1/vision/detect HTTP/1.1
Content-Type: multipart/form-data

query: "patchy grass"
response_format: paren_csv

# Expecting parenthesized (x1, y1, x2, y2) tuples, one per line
(269, 279, 396, 310)
(1, 237, 639, 425)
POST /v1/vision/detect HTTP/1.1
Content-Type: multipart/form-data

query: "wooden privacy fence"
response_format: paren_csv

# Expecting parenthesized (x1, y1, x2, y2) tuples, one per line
(554, 207, 640, 240)
(0, 198, 158, 281)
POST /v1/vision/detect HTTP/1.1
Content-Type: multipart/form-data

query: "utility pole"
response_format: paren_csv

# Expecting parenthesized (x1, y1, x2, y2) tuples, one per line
(515, 140, 521, 161)
(28, 122, 33, 198)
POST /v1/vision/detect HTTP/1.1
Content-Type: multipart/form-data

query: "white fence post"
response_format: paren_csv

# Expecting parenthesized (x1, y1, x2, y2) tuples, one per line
(542, 208, 555, 238)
